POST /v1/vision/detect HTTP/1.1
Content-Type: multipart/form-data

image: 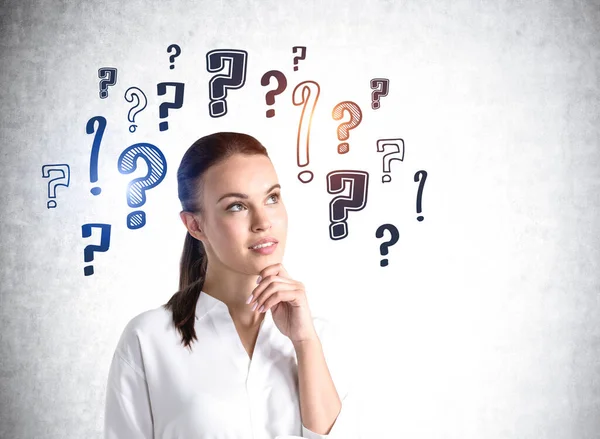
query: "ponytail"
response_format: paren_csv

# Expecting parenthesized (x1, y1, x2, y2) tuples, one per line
(162, 231, 208, 352)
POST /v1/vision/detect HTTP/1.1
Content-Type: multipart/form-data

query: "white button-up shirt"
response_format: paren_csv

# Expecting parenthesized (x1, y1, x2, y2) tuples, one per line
(104, 290, 358, 439)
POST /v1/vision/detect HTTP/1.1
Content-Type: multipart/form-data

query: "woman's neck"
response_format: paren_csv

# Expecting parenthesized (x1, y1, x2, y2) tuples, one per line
(202, 268, 264, 328)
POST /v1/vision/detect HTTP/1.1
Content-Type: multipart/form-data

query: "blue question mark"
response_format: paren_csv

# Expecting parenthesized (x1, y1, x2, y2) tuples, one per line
(81, 223, 111, 276)
(157, 82, 184, 131)
(41, 164, 70, 208)
(117, 143, 167, 229)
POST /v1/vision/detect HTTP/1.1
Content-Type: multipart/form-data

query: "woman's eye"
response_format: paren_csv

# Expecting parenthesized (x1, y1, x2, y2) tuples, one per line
(227, 203, 244, 212)
(227, 194, 279, 212)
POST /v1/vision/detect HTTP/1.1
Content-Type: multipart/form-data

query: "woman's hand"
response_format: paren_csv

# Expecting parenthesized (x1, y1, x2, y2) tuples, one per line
(248, 263, 318, 344)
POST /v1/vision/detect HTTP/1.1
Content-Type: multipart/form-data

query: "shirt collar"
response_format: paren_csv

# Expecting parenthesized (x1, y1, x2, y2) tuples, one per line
(195, 290, 227, 320)
(195, 290, 273, 325)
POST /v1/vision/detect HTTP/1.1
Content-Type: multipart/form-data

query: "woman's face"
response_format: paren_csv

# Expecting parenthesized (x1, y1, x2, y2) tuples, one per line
(195, 153, 288, 275)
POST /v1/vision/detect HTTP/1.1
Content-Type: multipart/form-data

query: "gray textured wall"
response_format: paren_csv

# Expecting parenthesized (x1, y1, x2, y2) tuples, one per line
(1, 0, 599, 438)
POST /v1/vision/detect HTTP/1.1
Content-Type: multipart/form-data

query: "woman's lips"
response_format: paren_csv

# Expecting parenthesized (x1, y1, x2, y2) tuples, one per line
(249, 242, 278, 255)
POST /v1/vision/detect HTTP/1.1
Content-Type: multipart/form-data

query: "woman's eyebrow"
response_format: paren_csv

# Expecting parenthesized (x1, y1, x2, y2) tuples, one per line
(216, 184, 281, 204)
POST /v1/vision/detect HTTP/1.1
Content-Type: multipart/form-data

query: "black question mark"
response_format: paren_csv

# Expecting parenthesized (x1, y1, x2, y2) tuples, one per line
(375, 224, 399, 267)
(414, 170, 427, 221)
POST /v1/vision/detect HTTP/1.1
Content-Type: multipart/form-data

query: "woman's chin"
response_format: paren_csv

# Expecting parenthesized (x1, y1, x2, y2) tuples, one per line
(249, 252, 284, 267)
(243, 245, 285, 270)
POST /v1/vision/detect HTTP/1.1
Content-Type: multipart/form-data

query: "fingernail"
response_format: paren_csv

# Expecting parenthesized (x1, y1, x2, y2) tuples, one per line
(246, 294, 253, 304)
(258, 305, 265, 313)
(256, 276, 262, 284)
(252, 302, 258, 311)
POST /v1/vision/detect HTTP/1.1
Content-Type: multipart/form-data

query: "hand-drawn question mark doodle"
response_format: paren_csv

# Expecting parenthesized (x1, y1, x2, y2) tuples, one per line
(370, 78, 389, 110)
(261, 70, 287, 118)
(124, 87, 148, 133)
(332, 101, 362, 154)
(98, 68, 117, 99)
(41, 164, 70, 209)
(327, 170, 369, 240)
(206, 49, 248, 118)
(167, 44, 181, 69)
(376, 138, 405, 183)
(414, 170, 427, 221)
(292, 46, 306, 71)
(82, 223, 111, 276)
(375, 224, 399, 267)
(86, 116, 106, 196)
(157, 82, 184, 131)
(117, 143, 167, 229)
(292, 81, 320, 183)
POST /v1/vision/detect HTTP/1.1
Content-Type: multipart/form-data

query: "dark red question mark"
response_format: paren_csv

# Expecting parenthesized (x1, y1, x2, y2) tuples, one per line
(261, 70, 287, 118)
(327, 170, 369, 240)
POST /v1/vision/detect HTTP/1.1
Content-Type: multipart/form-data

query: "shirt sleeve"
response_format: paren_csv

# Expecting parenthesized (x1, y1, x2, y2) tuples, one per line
(104, 325, 154, 439)
(300, 318, 361, 439)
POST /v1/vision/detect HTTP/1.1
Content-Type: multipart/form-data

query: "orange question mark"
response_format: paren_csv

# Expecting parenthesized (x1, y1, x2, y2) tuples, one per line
(292, 80, 320, 183)
(332, 101, 362, 154)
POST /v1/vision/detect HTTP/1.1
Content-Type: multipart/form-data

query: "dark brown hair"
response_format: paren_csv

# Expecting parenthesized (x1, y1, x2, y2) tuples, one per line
(162, 132, 269, 351)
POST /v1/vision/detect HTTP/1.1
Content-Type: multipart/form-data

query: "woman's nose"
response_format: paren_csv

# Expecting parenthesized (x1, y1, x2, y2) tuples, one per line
(251, 208, 272, 231)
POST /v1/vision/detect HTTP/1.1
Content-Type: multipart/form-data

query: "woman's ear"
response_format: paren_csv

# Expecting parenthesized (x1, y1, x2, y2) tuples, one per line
(180, 211, 205, 241)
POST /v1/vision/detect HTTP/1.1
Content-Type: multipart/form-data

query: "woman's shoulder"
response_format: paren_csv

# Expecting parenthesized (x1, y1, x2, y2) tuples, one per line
(112, 305, 173, 359)
(121, 304, 172, 334)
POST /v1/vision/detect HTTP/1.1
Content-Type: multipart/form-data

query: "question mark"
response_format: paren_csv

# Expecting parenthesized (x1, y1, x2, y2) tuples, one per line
(332, 101, 362, 154)
(414, 170, 427, 221)
(376, 138, 405, 183)
(292, 80, 320, 183)
(117, 143, 167, 229)
(206, 49, 248, 117)
(327, 170, 369, 240)
(157, 82, 185, 131)
(98, 67, 117, 99)
(260, 70, 287, 118)
(82, 223, 111, 276)
(86, 116, 106, 195)
(124, 87, 148, 133)
(375, 224, 399, 267)
(41, 164, 70, 209)
(292, 46, 306, 71)
(370, 78, 389, 110)
(167, 44, 181, 69)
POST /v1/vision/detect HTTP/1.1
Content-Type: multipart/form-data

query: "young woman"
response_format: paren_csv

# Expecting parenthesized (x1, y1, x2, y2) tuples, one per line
(104, 132, 358, 439)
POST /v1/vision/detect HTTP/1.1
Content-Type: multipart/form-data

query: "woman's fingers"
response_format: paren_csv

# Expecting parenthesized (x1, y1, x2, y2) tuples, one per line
(258, 263, 291, 282)
(250, 274, 295, 305)
(250, 281, 300, 312)
(260, 289, 302, 313)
